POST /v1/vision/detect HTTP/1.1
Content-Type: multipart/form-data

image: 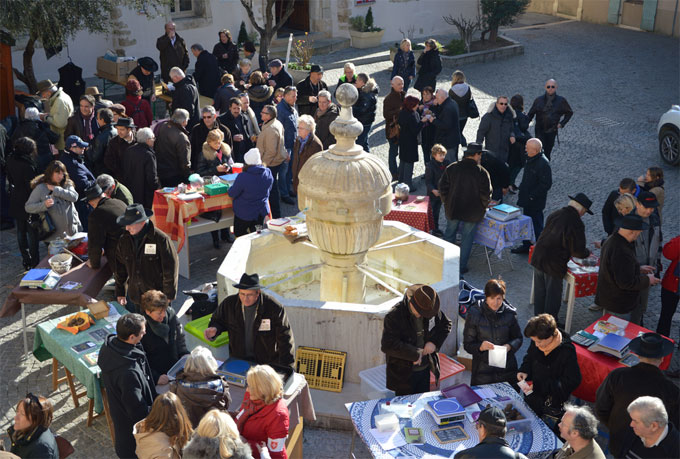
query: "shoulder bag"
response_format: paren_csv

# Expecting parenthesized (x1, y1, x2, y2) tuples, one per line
(28, 211, 56, 241)
(468, 98, 480, 119)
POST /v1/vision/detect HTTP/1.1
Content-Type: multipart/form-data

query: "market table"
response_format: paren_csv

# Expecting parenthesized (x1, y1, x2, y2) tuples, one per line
(572, 314, 674, 402)
(473, 214, 535, 275)
(346, 382, 561, 458)
(33, 302, 127, 443)
(384, 195, 434, 233)
(0, 255, 112, 356)
(151, 189, 234, 278)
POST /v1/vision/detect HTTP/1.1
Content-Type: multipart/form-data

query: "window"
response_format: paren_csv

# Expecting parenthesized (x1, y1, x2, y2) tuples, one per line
(170, 0, 195, 18)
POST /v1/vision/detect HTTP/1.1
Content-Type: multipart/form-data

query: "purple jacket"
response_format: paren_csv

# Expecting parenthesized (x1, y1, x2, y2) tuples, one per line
(228, 165, 274, 221)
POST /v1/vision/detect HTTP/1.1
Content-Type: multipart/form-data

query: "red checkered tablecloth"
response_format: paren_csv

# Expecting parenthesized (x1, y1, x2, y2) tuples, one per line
(528, 246, 599, 298)
(384, 195, 434, 233)
(152, 190, 233, 252)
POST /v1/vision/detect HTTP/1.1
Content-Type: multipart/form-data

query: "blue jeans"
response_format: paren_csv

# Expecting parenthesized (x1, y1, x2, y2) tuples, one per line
(444, 219, 477, 272)
(388, 138, 399, 177)
(268, 164, 283, 218)
(357, 124, 371, 152)
(278, 155, 290, 198)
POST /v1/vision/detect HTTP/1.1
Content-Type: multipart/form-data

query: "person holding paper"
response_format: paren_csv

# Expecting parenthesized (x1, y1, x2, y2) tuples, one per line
(463, 279, 523, 387)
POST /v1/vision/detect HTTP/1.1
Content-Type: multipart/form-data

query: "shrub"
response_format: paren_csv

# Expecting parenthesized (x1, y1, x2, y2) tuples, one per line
(444, 39, 466, 56)
(237, 21, 248, 46)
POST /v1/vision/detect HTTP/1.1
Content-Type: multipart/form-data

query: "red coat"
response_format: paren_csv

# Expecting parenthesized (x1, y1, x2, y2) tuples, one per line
(238, 391, 289, 459)
(121, 95, 153, 129)
(662, 236, 680, 293)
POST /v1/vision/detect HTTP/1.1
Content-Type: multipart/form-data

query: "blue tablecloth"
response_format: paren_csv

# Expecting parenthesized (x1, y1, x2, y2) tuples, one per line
(345, 382, 562, 458)
(474, 214, 535, 258)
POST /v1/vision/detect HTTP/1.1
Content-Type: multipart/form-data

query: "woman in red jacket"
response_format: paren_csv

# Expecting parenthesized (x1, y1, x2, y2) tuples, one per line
(656, 235, 679, 341)
(236, 365, 289, 459)
(122, 78, 153, 128)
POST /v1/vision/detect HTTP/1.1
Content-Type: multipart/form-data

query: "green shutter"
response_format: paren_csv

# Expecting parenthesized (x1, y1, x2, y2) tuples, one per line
(641, 0, 659, 31)
(608, 0, 622, 24)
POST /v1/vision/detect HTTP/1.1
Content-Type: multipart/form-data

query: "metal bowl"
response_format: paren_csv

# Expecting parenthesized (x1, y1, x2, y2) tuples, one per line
(49, 253, 72, 274)
(394, 183, 410, 201)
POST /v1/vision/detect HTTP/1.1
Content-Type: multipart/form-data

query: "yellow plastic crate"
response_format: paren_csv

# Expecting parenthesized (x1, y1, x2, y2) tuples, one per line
(295, 346, 347, 392)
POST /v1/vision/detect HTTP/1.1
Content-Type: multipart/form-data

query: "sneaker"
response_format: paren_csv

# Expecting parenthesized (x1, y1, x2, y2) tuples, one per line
(588, 303, 603, 312)
(511, 245, 530, 254)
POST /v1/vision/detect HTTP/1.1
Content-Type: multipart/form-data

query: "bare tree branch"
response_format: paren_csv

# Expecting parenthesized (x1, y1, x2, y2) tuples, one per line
(239, 0, 265, 35)
(272, 0, 295, 35)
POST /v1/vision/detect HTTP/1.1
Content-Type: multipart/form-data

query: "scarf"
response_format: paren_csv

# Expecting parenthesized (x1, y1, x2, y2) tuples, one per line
(82, 112, 95, 140)
(144, 309, 171, 344)
(235, 391, 266, 432)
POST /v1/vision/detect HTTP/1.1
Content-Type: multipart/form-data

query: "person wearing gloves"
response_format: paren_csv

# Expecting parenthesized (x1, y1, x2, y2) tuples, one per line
(227, 148, 274, 237)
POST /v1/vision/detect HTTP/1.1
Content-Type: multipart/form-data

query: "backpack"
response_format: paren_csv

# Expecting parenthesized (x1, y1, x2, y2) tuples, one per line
(129, 100, 147, 128)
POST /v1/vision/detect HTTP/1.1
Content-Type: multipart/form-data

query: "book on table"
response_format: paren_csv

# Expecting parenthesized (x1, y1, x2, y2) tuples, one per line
(487, 204, 522, 222)
(588, 333, 631, 358)
(20, 269, 60, 289)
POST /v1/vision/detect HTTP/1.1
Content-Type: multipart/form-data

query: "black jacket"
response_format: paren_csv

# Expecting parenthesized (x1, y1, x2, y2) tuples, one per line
(115, 220, 179, 304)
(270, 68, 293, 90)
(595, 232, 651, 314)
(424, 158, 450, 199)
(120, 142, 160, 209)
(518, 332, 581, 416)
(219, 111, 253, 163)
(8, 425, 59, 459)
(296, 76, 328, 117)
(439, 158, 492, 223)
(141, 307, 189, 383)
(129, 65, 155, 99)
(624, 424, 679, 459)
(213, 83, 241, 115)
(212, 40, 239, 73)
(517, 153, 552, 213)
(154, 120, 191, 182)
(87, 196, 127, 270)
(104, 135, 136, 182)
(353, 81, 379, 126)
(87, 123, 116, 177)
(314, 103, 339, 149)
(480, 152, 511, 196)
(601, 189, 620, 236)
(413, 49, 442, 92)
(6, 150, 38, 220)
(10, 119, 58, 171)
(595, 362, 680, 458)
(197, 141, 233, 177)
(381, 295, 452, 395)
(432, 97, 461, 150)
(398, 109, 422, 163)
(531, 206, 590, 278)
(476, 106, 514, 158)
(156, 33, 190, 82)
(98, 335, 157, 459)
(449, 85, 472, 119)
(528, 93, 573, 133)
(189, 119, 233, 173)
(209, 292, 295, 369)
(171, 76, 200, 128)
(247, 84, 274, 125)
(463, 299, 522, 386)
(170, 371, 232, 428)
(194, 50, 222, 98)
(454, 436, 525, 459)
(59, 149, 95, 195)
(64, 110, 100, 142)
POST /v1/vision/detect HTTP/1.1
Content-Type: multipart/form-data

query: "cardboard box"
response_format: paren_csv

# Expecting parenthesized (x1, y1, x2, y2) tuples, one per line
(96, 57, 137, 80)
(88, 300, 109, 320)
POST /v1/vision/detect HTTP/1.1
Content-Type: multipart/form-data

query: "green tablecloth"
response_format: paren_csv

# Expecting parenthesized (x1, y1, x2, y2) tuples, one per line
(33, 302, 127, 413)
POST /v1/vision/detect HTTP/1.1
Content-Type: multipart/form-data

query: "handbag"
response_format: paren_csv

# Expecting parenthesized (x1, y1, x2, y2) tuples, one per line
(458, 279, 484, 319)
(386, 118, 401, 140)
(468, 98, 480, 119)
(28, 211, 56, 241)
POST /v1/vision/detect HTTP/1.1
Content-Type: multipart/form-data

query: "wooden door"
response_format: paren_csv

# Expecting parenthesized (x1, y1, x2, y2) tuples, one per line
(276, 0, 310, 33)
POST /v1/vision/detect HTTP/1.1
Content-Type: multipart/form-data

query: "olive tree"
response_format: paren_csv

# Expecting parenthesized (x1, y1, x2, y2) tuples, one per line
(239, 0, 295, 66)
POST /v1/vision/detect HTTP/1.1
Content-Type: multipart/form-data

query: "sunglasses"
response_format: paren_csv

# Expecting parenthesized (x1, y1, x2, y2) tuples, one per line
(546, 85, 556, 89)
(203, 115, 215, 119)
(498, 102, 508, 106)
(26, 393, 42, 409)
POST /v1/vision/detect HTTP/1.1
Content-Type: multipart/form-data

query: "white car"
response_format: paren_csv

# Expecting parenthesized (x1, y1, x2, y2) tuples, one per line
(658, 105, 680, 166)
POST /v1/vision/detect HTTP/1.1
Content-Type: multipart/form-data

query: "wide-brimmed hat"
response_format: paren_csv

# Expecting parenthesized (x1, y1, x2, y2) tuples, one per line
(138, 56, 158, 72)
(309, 64, 323, 73)
(617, 214, 649, 231)
(65, 135, 88, 149)
(478, 406, 506, 428)
(35, 79, 56, 94)
(233, 273, 262, 290)
(114, 117, 136, 128)
(406, 284, 440, 319)
(84, 86, 101, 97)
(463, 142, 488, 156)
(80, 183, 103, 202)
(568, 193, 594, 215)
(629, 332, 674, 358)
(116, 204, 152, 226)
(637, 191, 659, 208)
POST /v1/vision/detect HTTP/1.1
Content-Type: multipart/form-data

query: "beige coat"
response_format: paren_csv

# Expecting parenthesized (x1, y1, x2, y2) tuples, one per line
(45, 88, 74, 150)
(257, 119, 287, 168)
(133, 421, 181, 459)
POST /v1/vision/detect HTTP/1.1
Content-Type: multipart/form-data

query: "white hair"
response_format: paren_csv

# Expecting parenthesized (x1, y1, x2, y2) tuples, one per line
(172, 108, 190, 124)
(184, 346, 219, 377)
(317, 90, 331, 101)
(25, 107, 40, 121)
(628, 396, 668, 428)
(136, 127, 155, 144)
(563, 404, 599, 440)
(239, 58, 252, 68)
(169, 67, 185, 79)
(202, 105, 216, 116)
(298, 114, 316, 133)
(344, 62, 355, 72)
(96, 174, 115, 194)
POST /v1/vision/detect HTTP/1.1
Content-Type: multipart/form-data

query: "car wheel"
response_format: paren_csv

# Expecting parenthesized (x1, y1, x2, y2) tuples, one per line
(659, 127, 680, 166)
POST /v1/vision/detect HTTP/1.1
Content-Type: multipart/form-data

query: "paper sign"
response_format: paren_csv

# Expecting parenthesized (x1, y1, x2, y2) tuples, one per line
(369, 428, 406, 451)
(144, 244, 156, 255)
(488, 345, 507, 368)
(259, 319, 271, 331)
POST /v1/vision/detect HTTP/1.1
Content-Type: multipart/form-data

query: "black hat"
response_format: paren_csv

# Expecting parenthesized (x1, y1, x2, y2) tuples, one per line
(629, 332, 674, 358)
(114, 117, 136, 129)
(268, 59, 283, 69)
(618, 214, 649, 231)
(138, 56, 158, 72)
(568, 193, 594, 215)
(463, 142, 488, 156)
(478, 406, 506, 428)
(80, 183, 103, 202)
(406, 284, 440, 319)
(309, 64, 323, 73)
(637, 191, 659, 208)
(116, 204, 152, 226)
(233, 273, 262, 290)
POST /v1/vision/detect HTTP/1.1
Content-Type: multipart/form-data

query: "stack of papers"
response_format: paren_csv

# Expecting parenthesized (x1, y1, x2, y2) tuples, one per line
(369, 428, 406, 450)
(20, 269, 60, 289)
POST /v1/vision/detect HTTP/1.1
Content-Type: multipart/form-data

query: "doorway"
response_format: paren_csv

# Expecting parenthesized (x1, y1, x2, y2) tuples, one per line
(276, 0, 310, 36)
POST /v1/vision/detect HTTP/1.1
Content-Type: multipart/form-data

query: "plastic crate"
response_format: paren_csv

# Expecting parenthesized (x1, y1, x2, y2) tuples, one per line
(432, 353, 466, 390)
(296, 346, 346, 392)
(184, 314, 230, 361)
(204, 183, 229, 196)
(359, 364, 395, 400)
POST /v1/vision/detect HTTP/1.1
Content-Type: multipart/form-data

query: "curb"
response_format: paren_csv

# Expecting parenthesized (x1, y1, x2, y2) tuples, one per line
(439, 35, 524, 67)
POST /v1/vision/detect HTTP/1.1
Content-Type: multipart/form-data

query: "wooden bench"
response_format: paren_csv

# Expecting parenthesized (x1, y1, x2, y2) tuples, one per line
(176, 208, 234, 279)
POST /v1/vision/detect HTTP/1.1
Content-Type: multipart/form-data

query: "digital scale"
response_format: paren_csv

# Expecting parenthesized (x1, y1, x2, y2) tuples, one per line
(216, 358, 254, 387)
(425, 398, 466, 426)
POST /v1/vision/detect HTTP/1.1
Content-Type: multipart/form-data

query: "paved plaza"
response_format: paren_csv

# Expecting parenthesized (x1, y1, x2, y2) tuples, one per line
(1, 15, 678, 458)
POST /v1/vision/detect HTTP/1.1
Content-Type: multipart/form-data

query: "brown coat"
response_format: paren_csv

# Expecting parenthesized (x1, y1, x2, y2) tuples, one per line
(314, 103, 339, 149)
(256, 119, 287, 168)
(169, 372, 231, 428)
(382, 89, 405, 140)
(292, 134, 323, 194)
(439, 157, 492, 222)
(133, 421, 182, 459)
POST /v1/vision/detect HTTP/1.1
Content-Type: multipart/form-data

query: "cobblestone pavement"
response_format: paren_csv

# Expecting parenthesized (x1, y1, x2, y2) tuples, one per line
(1, 15, 678, 458)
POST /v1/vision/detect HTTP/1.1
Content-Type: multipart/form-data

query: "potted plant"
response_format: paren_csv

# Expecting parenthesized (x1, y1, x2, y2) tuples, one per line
(348, 7, 385, 49)
(287, 32, 314, 84)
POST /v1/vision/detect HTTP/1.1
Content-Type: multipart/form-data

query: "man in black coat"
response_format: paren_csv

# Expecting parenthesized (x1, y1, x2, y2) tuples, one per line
(191, 43, 222, 98)
(155, 110, 192, 187)
(480, 151, 511, 202)
(527, 79, 573, 160)
(156, 22, 189, 83)
(205, 273, 295, 369)
(601, 177, 636, 237)
(625, 397, 680, 459)
(432, 88, 461, 163)
(120, 128, 160, 209)
(64, 94, 100, 143)
(84, 184, 126, 271)
(266, 59, 293, 90)
(454, 406, 523, 459)
(213, 30, 239, 73)
(595, 332, 678, 458)
(512, 138, 552, 253)
(61, 135, 96, 230)
(476, 96, 515, 164)
(170, 68, 200, 129)
(530, 193, 592, 320)
(219, 98, 253, 164)
(98, 313, 157, 459)
(381, 284, 452, 396)
(128, 56, 158, 102)
(189, 106, 233, 172)
(87, 108, 116, 177)
(296, 64, 328, 117)
(10, 107, 59, 173)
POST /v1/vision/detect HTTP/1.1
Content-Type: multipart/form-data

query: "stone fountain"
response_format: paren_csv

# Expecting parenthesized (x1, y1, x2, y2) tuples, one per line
(217, 84, 460, 383)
